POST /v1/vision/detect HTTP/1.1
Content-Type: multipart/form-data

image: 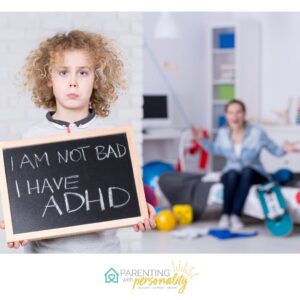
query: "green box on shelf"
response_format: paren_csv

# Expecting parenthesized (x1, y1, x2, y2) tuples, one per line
(218, 84, 235, 100)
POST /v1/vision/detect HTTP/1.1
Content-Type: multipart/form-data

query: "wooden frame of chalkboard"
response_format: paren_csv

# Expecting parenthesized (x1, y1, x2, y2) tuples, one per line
(0, 126, 148, 242)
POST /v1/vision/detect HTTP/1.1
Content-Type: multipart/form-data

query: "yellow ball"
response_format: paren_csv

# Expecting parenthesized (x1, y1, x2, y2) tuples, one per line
(173, 204, 193, 225)
(155, 209, 177, 231)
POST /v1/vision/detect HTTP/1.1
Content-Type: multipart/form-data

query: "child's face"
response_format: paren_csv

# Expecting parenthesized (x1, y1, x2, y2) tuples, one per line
(49, 50, 95, 114)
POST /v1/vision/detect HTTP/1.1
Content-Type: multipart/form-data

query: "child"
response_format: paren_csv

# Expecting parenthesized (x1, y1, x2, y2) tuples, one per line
(0, 30, 156, 253)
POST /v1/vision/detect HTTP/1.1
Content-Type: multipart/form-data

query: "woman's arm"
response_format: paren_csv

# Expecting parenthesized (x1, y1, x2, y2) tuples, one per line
(192, 127, 223, 155)
(261, 130, 286, 157)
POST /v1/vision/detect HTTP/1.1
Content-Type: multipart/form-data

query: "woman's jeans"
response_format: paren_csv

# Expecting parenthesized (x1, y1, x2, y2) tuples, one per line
(220, 167, 268, 216)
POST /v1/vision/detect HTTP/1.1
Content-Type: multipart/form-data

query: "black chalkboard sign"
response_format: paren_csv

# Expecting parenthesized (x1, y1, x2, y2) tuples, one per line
(0, 126, 148, 242)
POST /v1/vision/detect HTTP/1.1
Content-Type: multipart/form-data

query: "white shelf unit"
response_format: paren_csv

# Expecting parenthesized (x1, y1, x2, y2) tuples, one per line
(207, 21, 261, 171)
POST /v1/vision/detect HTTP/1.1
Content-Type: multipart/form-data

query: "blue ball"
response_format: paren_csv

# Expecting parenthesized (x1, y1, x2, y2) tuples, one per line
(155, 206, 163, 214)
(142, 161, 175, 190)
(272, 168, 293, 183)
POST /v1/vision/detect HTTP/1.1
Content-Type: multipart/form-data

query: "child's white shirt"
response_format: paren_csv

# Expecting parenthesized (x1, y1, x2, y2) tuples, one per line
(22, 112, 121, 253)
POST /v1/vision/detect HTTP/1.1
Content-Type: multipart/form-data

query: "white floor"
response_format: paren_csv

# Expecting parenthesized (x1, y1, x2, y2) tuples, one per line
(119, 209, 300, 253)
(119, 221, 300, 254)
(1, 211, 300, 254)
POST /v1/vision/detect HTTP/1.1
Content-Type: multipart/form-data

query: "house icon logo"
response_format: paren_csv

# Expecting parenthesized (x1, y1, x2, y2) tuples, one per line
(104, 267, 119, 283)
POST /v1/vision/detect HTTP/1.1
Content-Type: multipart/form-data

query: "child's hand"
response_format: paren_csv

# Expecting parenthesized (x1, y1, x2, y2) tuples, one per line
(0, 220, 29, 249)
(133, 203, 156, 232)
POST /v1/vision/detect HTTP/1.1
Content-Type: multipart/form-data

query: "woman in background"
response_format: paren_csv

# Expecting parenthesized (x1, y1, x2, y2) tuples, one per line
(193, 99, 297, 230)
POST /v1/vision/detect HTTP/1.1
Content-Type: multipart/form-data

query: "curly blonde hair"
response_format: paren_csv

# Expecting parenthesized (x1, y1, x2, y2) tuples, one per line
(22, 30, 126, 117)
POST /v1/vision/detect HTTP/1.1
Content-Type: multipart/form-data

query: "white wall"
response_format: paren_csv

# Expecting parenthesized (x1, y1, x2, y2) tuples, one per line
(253, 12, 300, 122)
(143, 13, 241, 167)
(143, 12, 300, 168)
(0, 12, 143, 253)
(144, 12, 300, 127)
(144, 12, 235, 130)
(0, 12, 143, 141)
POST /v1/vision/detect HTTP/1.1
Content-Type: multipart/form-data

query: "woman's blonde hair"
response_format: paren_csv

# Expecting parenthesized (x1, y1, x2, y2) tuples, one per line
(22, 30, 126, 117)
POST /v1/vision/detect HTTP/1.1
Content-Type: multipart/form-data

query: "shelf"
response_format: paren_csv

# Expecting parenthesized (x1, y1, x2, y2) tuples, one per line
(143, 127, 184, 140)
(208, 21, 260, 172)
(262, 124, 300, 133)
(213, 127, 227, 132)
(213, 100, 229, 105)
(213, 79, 235, 85)
(213, 48, 235, 54)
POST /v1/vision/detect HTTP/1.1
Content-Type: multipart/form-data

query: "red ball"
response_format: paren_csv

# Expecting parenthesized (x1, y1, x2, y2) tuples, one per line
(143, 184, 159, 207)
(295, 191, 300, 204)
